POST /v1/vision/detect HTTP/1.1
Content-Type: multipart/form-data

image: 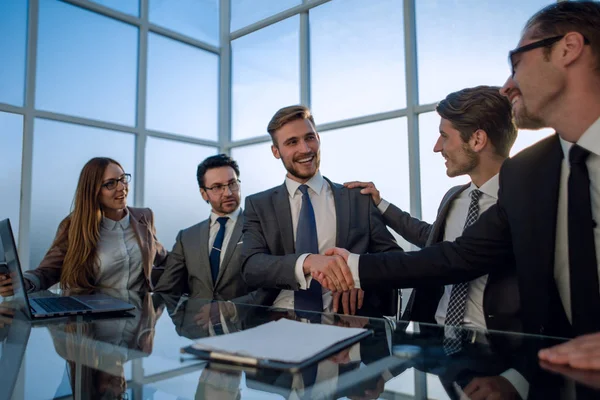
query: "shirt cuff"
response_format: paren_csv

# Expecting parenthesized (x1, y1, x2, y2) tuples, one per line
(347, 253, 361, 289)
(377, 199, 390, 214)
(295, 253, 311, 290)
(500, 369, 529, 400)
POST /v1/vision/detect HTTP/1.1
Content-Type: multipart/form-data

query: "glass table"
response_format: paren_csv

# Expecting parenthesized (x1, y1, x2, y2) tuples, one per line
(1, 290, 598, 399)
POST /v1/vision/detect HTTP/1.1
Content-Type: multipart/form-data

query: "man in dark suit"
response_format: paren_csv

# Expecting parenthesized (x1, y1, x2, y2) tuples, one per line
(318, 0, 600, 374)
(346, 86, 520, 333)
(154, 154, 254, 301)
(241, 105, 402, 317)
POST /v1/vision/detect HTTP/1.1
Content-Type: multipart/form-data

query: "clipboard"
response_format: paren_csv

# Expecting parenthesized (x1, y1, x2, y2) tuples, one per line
(181, 327, 372, 373)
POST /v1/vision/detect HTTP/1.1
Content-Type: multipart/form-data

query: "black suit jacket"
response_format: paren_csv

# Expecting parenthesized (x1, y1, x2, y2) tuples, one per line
(383, 183, 521, 332)
(359, 134, 574, 338)
(241, 176, 403, 317)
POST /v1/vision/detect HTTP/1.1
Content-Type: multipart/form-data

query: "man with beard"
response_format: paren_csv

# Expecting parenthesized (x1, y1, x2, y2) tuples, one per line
(241, 105, 402, 317)
(345, 86, 519, 334)
(154, 154, 255, 301)
(315, 0, 600, 386)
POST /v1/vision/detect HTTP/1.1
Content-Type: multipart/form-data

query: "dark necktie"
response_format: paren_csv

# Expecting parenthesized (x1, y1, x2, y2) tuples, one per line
(209, 217, 229, 286)
(568, 145, 600, 335)
(444, 189, 482, 354)
(294, 185, 323, 313)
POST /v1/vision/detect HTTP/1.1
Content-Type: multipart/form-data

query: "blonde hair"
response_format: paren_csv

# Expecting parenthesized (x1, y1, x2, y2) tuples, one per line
(56, 157, 123, 289)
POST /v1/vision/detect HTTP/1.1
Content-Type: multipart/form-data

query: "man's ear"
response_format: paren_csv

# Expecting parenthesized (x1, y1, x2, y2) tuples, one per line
(470, 129, 488, 153)
(200, 187, 209, 203)
(272, 144, 281, 159)
(561, 31, 587, 68)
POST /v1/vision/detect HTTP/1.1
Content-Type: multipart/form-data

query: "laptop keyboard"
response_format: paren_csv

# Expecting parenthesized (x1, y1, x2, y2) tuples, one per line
(35, 297, 91, 313)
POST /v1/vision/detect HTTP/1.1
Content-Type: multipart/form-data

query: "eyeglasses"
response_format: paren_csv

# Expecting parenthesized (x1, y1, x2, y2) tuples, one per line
(102, 174, 131, 190)
(204, 180, 241, 194)
(509, 34, 590, 77)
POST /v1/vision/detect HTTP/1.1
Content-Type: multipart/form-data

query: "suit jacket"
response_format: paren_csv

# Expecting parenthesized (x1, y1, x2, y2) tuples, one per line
(154, 211, 256, 301)
(26, 207, 167, 291)
(358, 134, 575, 338)
(383, 185, 521, 332)
(241, 176, 402, 317)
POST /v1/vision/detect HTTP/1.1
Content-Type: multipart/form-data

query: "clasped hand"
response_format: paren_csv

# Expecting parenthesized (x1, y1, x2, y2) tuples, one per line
(306, 247, 353, 292)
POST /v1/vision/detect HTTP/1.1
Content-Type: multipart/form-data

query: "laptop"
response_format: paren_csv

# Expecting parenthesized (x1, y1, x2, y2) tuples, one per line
(0, 218, 135, 319)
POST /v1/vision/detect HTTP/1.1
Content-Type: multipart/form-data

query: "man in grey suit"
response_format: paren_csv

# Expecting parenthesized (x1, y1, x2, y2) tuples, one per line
(345, 86, 520, 333)
(241, 105, 402, 317)
(154, 154, 255, 301)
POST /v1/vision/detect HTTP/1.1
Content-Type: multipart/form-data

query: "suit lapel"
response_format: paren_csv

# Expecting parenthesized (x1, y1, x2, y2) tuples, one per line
(427, 184, 470, 245)
(197, 220, 214, 287)
(530, 135, 563, 285)
(128, 208, 150, 278)
(325, 177, 349, 247)
(215, 212, 244, 288)
(273, 183, 295, 253)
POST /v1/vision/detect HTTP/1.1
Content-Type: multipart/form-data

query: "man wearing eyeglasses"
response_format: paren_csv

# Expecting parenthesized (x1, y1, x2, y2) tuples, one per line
(314, 0, 600, 385)
(154, 154, 265, 307)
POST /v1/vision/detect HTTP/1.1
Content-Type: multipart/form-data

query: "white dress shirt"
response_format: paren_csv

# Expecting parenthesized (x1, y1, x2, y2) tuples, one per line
(208, 207, 241, 267)
(554, 116, 600, 322)
(376, 175, 499, 329)
(435, 175, 499, 328)
(272, 171, 337, 311)
(96, 212, 144, 290)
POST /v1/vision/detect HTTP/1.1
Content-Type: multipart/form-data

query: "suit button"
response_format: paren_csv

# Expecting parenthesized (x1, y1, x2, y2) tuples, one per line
(539, 325, 545, 334)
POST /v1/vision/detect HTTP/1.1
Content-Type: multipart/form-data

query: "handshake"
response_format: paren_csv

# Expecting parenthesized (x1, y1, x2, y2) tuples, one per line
(303, 247, 355, 293)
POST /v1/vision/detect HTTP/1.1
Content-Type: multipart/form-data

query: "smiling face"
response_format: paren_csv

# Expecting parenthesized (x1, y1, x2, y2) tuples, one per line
(433, 118, 479, 177)
(500, 28, 564, 130)
(98, 163, 128, 216)
(271, 118, 321, 183)
(200, 166, 241, 216)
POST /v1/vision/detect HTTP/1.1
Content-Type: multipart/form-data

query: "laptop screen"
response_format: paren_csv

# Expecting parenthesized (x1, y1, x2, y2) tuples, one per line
(0, 219, 33, 319)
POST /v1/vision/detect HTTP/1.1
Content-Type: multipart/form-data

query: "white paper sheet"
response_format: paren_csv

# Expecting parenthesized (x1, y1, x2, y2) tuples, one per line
(190, 318, 367, 364)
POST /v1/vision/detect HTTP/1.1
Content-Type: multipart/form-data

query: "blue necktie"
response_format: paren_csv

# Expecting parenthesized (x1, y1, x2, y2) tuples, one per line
(294, 185, 323, 312)
(209, 217, 229, 285)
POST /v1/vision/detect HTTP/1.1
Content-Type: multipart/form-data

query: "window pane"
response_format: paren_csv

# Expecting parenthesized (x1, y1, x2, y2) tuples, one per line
(36, 0, 138, 125)
(144, 137, 217, 250)
(0, 0, 27, 106)
(319, 119, 411, 249)
(232, 16, 299, 141)
(231, 0, 300, 32)
(89, 0, 139, 16)
(231, 142, 287, 207)
(311, 0, 406, 123)
(30, 119, 135, 270)
(416, 0, 549, 105)
(147, 33, 218, 140)
(0, 112, 23, 242)
(511, 128, 554, 156)
(149, 0, 219, 46)
(419, 112, 470, 224)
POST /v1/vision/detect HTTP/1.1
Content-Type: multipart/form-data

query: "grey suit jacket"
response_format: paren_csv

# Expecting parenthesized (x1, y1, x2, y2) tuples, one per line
(154, 211, 252, 301)
(241, 177, 402, 316)
(383, 184, 521, 332)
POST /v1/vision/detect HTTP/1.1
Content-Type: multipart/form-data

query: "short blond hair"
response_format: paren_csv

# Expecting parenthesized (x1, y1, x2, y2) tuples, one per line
(267, 105, 316, 145)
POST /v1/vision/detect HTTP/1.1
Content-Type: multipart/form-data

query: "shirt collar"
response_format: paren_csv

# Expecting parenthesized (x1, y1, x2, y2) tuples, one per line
(285, 170, 324, 198)
(210, 207, 241, 227)
(558, 115, 600, 159)
(101, 212, 130, 230)
(468, 173, 500, 200)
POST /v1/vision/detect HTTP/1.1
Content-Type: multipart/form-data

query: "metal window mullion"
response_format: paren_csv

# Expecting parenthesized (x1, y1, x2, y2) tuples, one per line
(18, 0, 40, 271)
(299, 9, 311, 108)
(218, 0, 232, 154)
(403, 0, 421, 221)
(230, 0, 331, 41)
(134, 0, 149, 207)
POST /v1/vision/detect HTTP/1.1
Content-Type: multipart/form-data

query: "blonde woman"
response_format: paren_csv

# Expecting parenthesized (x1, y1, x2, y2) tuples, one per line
(0, 157, 167, 295)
